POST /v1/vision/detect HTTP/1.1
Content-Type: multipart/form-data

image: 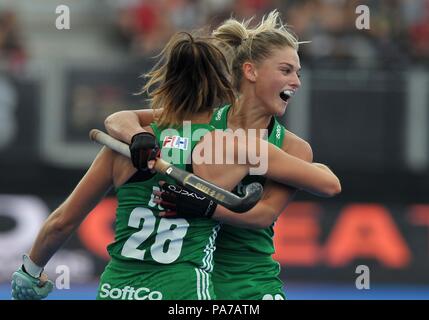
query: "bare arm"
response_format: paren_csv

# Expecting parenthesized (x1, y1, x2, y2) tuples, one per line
(29, 147, 114, 267)
(283, 130, 313, 163)
(193, 130, 341, 199)
(104, 109, 161, 143)
(212, 180, 293, 228)
(211, 132, 314, 229)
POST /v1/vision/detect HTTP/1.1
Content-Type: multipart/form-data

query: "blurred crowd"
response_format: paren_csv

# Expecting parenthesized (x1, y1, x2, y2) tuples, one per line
(282, 0, 429, 67)
(0, 0, 428, 73)
(110, 0, 429, 68)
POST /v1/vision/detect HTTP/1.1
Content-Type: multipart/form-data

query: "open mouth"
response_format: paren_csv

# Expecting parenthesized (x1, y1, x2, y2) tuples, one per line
(279, 90, 295, 102)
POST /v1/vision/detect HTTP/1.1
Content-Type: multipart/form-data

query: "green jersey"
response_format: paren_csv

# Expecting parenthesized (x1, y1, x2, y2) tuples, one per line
(98, 122, 220, 300)
(209, 104, 287, 300)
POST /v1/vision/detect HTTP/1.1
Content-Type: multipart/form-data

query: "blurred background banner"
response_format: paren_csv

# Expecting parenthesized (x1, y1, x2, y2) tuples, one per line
(0, 0, 428, 299)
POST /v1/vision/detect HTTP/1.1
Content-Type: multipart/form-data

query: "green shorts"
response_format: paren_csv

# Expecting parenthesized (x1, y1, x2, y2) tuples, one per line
(212, 253, 285, 300)
(97, 259, 216, 300)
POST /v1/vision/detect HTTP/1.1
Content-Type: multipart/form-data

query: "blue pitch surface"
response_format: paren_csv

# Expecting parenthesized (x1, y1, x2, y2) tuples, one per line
(2, 282, 429, 300)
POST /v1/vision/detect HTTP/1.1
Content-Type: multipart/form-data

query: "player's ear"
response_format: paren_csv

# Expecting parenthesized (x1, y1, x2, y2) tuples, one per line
(242, 62, 257, 82)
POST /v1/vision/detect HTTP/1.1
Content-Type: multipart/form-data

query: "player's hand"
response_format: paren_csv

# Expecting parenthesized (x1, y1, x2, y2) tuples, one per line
(154, 181, 217, 219)
(129, 132, 160, 171)
(11, 267, 53, 300)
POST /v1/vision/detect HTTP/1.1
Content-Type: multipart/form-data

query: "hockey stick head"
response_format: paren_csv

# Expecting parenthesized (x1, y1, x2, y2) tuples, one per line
(181, 173, 263, 213)
(237, 182, 264, 212)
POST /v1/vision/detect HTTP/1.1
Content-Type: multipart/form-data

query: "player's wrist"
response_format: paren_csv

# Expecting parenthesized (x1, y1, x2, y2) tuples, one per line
(22, 254, 44, 278)
(130, 131, 155, 144)
(160, 183, 217, 219)
(129, 132, 160, 170)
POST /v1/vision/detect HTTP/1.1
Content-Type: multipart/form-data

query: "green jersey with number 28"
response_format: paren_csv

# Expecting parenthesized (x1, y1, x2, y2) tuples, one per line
(97, 122, 220, 300)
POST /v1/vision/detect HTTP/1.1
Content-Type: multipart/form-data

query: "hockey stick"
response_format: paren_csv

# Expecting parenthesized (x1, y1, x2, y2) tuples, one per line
(89, 129, 263, 213)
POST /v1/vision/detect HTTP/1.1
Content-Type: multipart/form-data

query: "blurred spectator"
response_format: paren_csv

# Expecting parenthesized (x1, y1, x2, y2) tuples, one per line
(0, 10, 26, 74)
(111, 0, 170, 56)
(130, 0, 174, 55)
(112, 0, 201, 57)
(167, 0, 201, 31)
(402, 0, 429, 63)
(232, 0, 275, 20)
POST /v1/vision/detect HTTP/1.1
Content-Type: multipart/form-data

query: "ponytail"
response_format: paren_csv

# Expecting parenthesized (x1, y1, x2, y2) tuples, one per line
(140, 32, 236, 128)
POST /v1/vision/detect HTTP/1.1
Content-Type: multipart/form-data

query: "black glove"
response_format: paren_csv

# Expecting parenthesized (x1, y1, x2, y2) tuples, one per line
(157, 182, 217, 219)
(129, 132, 160, 171)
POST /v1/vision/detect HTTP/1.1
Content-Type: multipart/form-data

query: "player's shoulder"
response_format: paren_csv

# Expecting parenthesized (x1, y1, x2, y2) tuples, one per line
(281, 129, 313, 160)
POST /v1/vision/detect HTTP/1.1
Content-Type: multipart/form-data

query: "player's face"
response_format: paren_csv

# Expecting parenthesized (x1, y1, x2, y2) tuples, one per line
(254, 46, 301, 116)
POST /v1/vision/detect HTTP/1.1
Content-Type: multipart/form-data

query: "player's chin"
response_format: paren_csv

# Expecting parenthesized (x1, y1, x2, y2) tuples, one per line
(274, 101, 288, 116)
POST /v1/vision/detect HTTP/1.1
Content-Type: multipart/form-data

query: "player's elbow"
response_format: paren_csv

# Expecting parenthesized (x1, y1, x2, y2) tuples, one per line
(256, 218, 275, 229)
(104, 110, 135, 133)
(253, 210, 277, 229)
(246, 220, 272, 229)
(104, 111, 122, 131)
(321, 177, 342, 197)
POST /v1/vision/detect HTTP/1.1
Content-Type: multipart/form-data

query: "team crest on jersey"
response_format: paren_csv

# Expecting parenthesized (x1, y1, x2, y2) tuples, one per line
(162, 136, 189, 150)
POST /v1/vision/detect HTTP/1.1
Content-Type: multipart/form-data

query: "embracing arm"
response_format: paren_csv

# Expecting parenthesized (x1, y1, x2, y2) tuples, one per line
(155, 130, 320, 228)
(264, 142, 340, 197)
(104, 109, 161, 143)
(211, 132, 313, 228)
(29, 147, 114, 267)
(212, 181, 292, 228)
(105, 109, 163, 171)
(193, 130, 340, 199)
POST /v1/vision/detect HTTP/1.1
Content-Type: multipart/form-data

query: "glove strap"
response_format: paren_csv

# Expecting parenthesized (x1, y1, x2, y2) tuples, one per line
(22, 254, 43, 278)
(130, 131, 156, 144)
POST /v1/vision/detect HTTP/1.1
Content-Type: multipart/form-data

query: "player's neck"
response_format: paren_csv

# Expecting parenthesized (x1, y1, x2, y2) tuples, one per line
(188, 111, 212, 124)
(229, 96, 272, 131)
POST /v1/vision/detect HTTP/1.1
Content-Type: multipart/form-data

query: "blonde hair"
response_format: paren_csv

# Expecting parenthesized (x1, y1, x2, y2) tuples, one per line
(140, 32, 235, 128)
(213, 10, 306, 91)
